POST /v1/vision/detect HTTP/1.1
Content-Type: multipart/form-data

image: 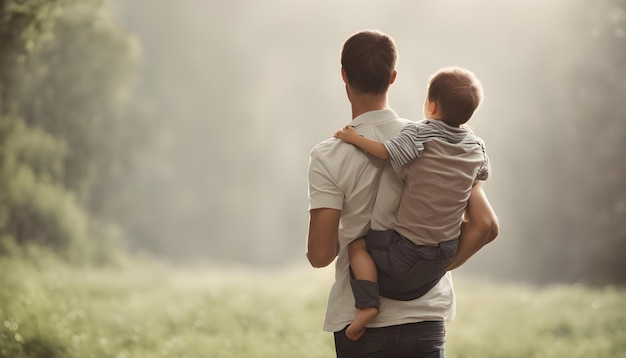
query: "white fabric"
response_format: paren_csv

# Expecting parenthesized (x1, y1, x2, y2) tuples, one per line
(308, 109, 456, 333)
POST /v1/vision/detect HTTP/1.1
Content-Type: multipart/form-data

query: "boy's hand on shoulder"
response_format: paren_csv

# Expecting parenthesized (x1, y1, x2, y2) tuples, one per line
(333, 125, 360, 144)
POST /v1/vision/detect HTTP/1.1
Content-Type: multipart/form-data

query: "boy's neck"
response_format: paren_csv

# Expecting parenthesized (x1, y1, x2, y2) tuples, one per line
(425, 113, 443, 121)
(428, 117, 461, 128)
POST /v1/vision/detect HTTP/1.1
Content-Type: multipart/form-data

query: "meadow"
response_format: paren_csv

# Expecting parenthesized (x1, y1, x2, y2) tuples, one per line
(1, 250, 625, 358)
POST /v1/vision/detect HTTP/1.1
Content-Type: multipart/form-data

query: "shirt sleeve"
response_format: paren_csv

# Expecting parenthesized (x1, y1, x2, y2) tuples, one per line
(308, 148, 344, 211)
(476, 143, 490, 181)
(383, 122, 425, 172)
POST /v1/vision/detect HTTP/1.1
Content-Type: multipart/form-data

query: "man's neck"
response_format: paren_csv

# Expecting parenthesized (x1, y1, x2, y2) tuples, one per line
(350, 93, 389, 119)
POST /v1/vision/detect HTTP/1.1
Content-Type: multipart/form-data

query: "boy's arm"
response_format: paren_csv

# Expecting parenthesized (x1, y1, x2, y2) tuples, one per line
(306, 207, 341, 268)
(334, 126, 390, 159)
(448, 181, 499, 270)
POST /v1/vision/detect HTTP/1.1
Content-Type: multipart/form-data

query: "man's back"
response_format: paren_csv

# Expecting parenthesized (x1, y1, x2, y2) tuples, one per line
(309, 110, 405, 249)
(308, 109, 456, 332)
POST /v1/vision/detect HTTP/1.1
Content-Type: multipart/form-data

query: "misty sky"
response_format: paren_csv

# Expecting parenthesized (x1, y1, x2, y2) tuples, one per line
(109, 0, 626, 282)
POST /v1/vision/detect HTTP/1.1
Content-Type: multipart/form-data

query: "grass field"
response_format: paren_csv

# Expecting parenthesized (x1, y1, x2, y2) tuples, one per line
(1, 252, 625, 358)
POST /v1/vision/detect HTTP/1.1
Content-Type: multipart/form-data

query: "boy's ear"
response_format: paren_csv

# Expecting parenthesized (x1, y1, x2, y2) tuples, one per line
(389, 70, 397, 85)
(428, 100, 438, 116)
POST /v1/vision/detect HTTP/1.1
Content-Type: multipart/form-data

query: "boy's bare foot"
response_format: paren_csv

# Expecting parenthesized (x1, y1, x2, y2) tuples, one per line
(345, 307, 379, 341)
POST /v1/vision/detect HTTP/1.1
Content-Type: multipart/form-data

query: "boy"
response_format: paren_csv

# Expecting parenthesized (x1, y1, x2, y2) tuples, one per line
(333, 66, 490, 340)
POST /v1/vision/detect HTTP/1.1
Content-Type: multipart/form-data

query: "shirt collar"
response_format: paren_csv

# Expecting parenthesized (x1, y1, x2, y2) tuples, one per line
(426, 119, 468, 133)
(424, 119, 471, 142)
(351, 108, 399, 127)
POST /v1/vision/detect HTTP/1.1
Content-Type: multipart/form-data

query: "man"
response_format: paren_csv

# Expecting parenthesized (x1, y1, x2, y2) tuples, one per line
(306, 30, 498, 357)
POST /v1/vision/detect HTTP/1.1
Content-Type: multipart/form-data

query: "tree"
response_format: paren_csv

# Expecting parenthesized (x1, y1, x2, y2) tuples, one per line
(0, 0, 138, 263)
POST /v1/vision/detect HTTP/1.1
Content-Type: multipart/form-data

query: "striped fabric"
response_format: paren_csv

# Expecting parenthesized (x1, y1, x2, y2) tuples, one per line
(383, 119, 489, 179)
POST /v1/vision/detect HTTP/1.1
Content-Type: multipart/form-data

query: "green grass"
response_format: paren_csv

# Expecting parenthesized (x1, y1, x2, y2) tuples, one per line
(448, 279, 626, 358)
(1, 252, 625, 358)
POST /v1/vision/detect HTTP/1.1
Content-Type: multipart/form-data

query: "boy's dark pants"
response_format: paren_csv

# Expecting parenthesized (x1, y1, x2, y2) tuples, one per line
(351, 229, 459, 308)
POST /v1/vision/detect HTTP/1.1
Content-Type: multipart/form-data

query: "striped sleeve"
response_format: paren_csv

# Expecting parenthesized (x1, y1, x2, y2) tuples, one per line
(383, 121, 447, 172)
(383, 122, 421, 172)
(476, 142, 490, 181)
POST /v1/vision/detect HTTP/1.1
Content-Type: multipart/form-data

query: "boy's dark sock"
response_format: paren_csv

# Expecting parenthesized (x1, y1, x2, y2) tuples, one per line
(350, 279, 380, 309)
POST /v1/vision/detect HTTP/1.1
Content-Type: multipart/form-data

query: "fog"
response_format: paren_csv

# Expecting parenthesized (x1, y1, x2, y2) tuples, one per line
(109, 0, 625, 284)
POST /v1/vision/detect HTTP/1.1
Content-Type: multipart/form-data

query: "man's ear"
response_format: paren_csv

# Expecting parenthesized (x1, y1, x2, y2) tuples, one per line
(389, 70, 397, 85)
(341, 67, 348, 84)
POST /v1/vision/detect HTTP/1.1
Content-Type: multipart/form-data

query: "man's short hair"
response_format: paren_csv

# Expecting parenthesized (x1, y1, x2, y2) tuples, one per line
(428, 67, 484, 127)
(341, 30, 397, 95)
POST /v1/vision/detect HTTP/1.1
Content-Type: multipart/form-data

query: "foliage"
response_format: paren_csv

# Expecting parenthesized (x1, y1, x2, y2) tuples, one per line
(1, 255, 625, 358)
(448, 279, 626, 357)
(2, 0, 139, 216)
(0, 255, 334, 358)
(1, 0, 625, 287)
(0, 0, 138, 261)
(0, 116, 77, 249)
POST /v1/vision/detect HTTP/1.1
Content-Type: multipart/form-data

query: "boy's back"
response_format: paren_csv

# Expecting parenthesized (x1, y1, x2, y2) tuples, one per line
(393, 125, 488, 246)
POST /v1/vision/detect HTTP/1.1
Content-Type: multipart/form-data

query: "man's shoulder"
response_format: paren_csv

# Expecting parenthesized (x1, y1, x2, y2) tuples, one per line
(366, 116, 412, 141)
(389, 116, 413, 130)
(393, 117, 412, 127)
(309, 137, 365, 167)
(310, 137, 348, 157)
(310, 137, 335, 154)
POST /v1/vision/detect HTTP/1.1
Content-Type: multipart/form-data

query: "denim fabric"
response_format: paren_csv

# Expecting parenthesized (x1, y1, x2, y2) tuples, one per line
(334, 321, 445, 358)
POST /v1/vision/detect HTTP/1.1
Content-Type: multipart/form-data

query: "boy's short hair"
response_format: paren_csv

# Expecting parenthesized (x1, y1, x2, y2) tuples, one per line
(341, 30, 397, 95)
(428, 67, 483, 127)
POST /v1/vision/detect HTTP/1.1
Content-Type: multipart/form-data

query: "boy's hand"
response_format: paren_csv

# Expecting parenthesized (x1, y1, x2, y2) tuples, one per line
(333, 125, 361, 144)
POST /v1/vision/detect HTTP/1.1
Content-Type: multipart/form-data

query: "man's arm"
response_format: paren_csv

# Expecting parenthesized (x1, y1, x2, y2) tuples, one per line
(306, 207, 342, 268)
(448, 181, 499, 270)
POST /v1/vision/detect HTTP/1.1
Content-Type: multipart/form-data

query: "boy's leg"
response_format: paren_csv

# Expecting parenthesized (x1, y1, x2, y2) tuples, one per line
(369, 233, 458, 301)
(347, 238, 380, 341)
(349, 238, 377, 282)
(366, 229, 458, 301)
